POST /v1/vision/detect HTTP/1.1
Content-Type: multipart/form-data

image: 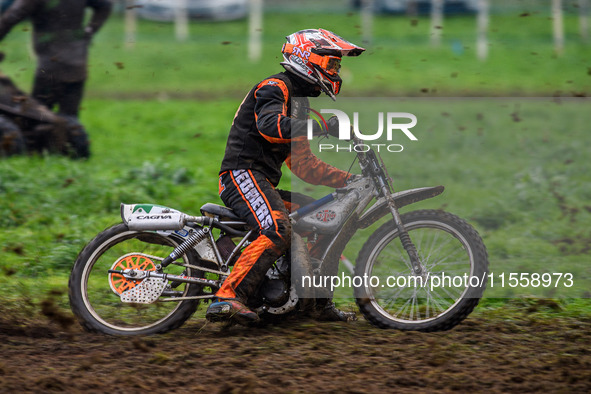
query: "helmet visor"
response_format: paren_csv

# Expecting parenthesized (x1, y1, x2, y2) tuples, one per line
(325, 57, 341, 75)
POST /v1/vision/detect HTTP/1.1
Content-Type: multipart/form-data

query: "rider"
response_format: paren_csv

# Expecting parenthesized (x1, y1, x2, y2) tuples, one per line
(206, 29, 365, 325)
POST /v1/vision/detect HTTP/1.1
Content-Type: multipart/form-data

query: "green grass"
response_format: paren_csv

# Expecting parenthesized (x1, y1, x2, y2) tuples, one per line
(310, 98, 591, 299)
(0, 12, 590, 97)
(0, 12, 590, 313)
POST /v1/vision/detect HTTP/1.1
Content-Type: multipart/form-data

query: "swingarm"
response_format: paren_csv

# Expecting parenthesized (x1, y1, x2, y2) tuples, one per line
(108, 268, 221, 288)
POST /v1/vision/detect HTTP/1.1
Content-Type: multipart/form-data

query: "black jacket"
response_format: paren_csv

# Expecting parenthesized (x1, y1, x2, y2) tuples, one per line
(220, 71, 349, 188)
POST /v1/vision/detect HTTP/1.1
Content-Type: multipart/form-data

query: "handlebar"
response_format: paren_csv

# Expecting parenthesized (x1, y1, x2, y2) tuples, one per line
(347, 135, 392, 196)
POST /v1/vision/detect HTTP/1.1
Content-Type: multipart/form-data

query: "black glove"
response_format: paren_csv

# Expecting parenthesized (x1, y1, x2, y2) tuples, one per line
(309, 119, 327, 137)
(345, 174, 362, 185)
(310, 115, 340, 138)
(325, 116, 340, 138)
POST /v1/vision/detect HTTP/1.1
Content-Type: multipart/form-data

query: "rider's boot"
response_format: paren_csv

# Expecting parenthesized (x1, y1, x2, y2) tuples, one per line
(206, 298, 260, 325)
(313, 299, 357, 322)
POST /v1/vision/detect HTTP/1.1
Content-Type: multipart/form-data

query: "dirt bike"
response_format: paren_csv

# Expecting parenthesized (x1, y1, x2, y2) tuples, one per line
(68, 135, 489, 336)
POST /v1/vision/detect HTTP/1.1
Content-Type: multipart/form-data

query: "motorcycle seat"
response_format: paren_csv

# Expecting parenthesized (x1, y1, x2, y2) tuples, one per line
(200, 203, 241, 221)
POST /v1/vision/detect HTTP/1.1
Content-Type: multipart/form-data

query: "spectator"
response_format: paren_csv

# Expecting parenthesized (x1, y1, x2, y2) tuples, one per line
(0, 0, 112, 117)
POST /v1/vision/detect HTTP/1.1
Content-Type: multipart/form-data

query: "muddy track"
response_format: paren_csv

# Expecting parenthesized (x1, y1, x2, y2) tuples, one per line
(0, 303, 589, 394)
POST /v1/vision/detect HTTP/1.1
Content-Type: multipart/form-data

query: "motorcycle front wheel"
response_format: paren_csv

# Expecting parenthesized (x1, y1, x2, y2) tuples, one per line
(69, 223, 204, 336)
(354, 210, 488, 332)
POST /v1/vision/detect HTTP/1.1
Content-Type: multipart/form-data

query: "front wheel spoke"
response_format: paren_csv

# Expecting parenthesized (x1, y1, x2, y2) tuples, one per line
(439, 280, 464, 300)
(356, 212, 488, 331)
(427, 259, 468, 272)
(428, 287, 454, 311)
(423, 238, 459, 269)
(394, 297, 413, 318)
(411, 290, 419, 320)
(377, 284, 410, 301)
(382, 238, 414, 272)
(422, 230, 442, 264)
(426, 246, 467, 270)
(384, 249, 413, 273)
(379, 284, 412, 311)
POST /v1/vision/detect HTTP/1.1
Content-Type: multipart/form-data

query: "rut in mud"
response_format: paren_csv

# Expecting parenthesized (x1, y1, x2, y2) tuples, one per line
(0, 300, 589, 393)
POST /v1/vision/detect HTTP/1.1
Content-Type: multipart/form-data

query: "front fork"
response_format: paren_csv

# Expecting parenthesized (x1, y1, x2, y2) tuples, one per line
(358, 138, 424, 276)
(379, 183, 424, 276)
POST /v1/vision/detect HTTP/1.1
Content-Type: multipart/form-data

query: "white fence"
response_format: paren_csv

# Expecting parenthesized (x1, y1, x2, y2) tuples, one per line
(119, 0, 589, 59)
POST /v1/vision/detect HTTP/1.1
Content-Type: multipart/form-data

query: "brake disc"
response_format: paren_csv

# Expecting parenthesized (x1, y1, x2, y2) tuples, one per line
(109, 253, 164, 303)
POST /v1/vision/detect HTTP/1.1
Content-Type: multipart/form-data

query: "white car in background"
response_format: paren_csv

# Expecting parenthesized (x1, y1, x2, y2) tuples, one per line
(137, 0, 248, 22)
(353, 0, 479, 14)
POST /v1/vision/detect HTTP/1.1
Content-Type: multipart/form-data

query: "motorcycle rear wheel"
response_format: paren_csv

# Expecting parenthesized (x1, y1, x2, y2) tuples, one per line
(69, 223, 204, 336)
(354, 210, 488, 332)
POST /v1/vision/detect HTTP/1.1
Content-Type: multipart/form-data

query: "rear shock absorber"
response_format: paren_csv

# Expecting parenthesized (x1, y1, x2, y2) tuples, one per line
(159, 227, 210, 268)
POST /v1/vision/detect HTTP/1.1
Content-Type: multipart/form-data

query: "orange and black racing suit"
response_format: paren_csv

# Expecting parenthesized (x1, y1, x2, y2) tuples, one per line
(216, 71, 350, 303)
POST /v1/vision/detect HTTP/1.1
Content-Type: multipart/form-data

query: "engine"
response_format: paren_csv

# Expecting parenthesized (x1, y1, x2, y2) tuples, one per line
(260, 256, 291, 307)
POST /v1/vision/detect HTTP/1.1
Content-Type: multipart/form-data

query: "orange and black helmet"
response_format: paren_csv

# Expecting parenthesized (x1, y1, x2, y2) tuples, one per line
(281, 29, 365, 100)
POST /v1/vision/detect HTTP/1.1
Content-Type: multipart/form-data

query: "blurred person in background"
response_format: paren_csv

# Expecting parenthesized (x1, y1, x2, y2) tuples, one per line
(0, 0, 112, 118)
(206, 28, 365, 325)
(0, 50, 91, 158)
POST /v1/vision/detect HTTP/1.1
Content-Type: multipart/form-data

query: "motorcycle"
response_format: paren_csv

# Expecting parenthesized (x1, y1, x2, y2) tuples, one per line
(68, 135, 489, 335)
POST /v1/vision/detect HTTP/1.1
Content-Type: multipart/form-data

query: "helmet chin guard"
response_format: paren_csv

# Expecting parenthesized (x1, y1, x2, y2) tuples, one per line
(312, 67, 338, 101)
(280, 29, 365, 99)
